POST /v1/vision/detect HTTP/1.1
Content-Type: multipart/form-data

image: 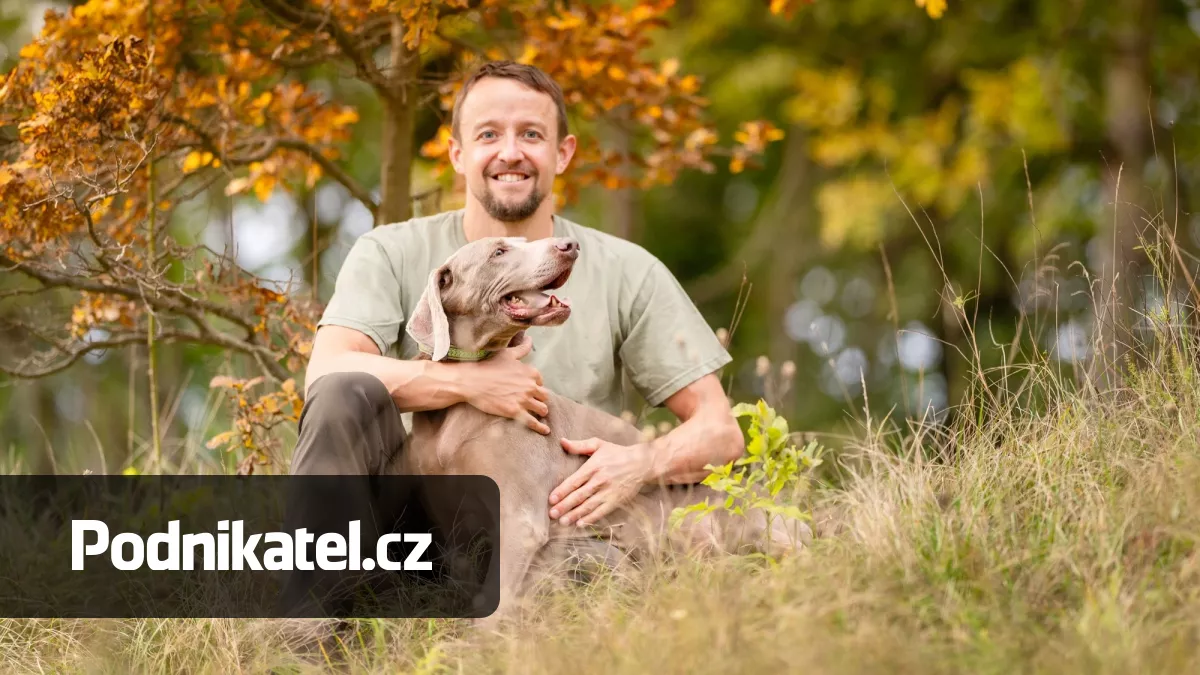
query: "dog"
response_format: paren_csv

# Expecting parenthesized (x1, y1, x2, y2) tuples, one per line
(399, 235, 809, 623)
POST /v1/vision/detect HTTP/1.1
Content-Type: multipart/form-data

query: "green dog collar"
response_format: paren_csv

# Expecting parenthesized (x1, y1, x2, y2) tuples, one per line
(417, 342, 491, 362)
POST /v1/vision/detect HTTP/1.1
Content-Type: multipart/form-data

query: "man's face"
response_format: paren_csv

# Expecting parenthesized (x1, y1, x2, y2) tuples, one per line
(449, 77, 576, 222)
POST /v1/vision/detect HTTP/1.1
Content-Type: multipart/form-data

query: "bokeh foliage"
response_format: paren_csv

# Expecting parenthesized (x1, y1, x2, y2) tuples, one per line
(0, 0, 1197, 475)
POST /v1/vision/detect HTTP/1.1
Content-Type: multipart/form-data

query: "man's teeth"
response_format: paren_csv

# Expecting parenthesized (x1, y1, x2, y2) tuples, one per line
(495, 173, 527, 182)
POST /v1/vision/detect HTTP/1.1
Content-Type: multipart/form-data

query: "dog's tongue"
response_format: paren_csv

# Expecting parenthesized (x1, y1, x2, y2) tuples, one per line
(514, 290, 551, 309)
(514, 290, 571, 309)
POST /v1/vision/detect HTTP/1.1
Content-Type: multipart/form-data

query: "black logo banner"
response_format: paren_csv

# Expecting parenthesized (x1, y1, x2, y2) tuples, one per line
(0, 475, 500, 618)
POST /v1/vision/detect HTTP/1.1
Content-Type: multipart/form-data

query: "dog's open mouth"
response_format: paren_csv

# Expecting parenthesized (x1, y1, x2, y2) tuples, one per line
(501, 267, 573, 324)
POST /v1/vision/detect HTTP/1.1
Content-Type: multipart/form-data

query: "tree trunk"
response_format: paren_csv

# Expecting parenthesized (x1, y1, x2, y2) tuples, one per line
(377, 16, 419, 226)
(606, 112, 640, 241)
(1092, 0, 1155, 387)
(685, 125, 813, 305)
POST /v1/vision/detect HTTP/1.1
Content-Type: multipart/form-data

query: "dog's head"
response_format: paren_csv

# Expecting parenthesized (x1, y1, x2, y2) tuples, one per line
(405, 236, 579, 361)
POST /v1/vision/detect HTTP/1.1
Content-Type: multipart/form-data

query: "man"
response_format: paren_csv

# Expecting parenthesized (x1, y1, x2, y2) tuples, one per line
(294, 60, 742, 535)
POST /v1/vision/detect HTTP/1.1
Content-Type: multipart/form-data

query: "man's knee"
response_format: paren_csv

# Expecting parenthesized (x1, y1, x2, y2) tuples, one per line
(291, 371, 404, 475)
(300, 371, 396, 432)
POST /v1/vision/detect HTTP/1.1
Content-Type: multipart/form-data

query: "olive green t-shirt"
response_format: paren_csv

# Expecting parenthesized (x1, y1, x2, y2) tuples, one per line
(317, 209, 731, 418)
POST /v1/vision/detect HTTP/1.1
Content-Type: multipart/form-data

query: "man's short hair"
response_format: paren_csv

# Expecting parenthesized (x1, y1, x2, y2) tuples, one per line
(451, 60, 570, 143)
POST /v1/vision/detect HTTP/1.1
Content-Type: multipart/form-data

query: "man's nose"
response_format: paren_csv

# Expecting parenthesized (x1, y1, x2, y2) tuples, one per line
(497, 135, 522, 163)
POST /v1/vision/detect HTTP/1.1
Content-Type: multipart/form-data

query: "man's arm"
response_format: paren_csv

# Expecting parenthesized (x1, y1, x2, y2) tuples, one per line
(548, 373, 743, 527)
(640, 372, 743, 484)
(305, 325, 552, 433)
(305, 325, 462, 412)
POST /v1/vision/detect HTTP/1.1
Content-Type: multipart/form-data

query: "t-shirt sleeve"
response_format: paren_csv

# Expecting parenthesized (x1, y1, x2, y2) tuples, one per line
(618, 257, 733, 407)
(316, 236, 403, 356)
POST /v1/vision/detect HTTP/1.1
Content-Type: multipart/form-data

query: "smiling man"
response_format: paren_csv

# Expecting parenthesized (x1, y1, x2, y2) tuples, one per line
(294, 60, 742, 537)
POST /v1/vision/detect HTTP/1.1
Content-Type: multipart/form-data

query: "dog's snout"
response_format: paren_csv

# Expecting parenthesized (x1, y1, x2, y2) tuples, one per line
(554, 239, 580, 258)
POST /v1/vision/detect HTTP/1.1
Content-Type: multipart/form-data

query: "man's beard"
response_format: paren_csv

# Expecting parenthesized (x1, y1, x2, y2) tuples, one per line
(476, 173, 546, 222)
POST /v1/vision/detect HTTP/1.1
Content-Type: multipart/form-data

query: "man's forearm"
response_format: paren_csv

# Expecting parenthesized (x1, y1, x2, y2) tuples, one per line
(305, 351, 465, 413)
(641, 413, 744, 486)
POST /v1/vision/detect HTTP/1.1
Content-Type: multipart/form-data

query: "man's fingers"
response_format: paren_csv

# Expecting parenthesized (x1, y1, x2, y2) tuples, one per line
(561, 437, 601, 456)
(519, 411, 551, 436)
(565, 493, 607, 526)
(532, 386, 550, 402)
(549, 466, 595, 507)
(527, 397, 549, 418)
(550, 477, 601, 521)
(576, 499, 618, 527)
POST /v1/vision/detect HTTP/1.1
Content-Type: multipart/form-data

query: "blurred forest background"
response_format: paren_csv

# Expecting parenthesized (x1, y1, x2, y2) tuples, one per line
(1, 0, 1197, 475)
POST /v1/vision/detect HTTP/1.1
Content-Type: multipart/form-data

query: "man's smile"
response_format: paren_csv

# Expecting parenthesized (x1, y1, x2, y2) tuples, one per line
(489, 170, 533, 187)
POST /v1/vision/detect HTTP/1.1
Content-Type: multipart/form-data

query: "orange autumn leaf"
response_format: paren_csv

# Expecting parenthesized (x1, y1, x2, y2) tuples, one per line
(253, 175, 276, 202)
(0, 0, 781, 475)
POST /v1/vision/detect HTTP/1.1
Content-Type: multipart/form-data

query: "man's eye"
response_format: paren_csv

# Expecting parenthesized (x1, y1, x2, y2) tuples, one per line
(524, 130, 541, 139)
(479, 131, 495, 140)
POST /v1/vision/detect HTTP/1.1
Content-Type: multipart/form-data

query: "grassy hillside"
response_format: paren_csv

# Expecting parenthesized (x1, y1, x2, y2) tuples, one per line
(2, 255, 1199, 674)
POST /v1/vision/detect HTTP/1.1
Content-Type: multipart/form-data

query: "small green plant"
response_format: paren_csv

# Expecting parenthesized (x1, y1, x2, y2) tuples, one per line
(670, 400, 823, 532)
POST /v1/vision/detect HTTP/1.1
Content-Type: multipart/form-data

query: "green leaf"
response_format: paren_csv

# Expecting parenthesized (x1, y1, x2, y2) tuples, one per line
(756, 399, 770, 421)
(747, 435, 766, 457)
(731, 402, 759, 418)
(770, 415, 790, 439)
(669, 499, 717, 529)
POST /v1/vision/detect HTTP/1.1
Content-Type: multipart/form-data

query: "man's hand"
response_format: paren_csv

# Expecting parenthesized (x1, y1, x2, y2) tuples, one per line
(454, 334, 552, 435)
(547, 374, 743, 526)
(547, 437, 654, 526)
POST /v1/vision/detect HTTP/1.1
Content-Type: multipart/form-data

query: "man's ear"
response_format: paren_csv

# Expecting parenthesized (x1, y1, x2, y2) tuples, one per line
(556, 133, 577, 174)
(406, 265, 452, 361)
(448, 133, 464, 174)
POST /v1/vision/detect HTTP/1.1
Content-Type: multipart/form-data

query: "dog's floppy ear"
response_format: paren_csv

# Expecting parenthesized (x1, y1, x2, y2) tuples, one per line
(406, 264, 451, 361)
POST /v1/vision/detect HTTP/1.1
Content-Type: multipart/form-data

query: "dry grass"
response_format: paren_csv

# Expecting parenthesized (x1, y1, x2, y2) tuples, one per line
(3, 318, 1198, 674)
(3, 219, 1200, 673)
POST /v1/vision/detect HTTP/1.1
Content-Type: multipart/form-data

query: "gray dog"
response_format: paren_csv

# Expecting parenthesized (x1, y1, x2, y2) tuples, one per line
(399, 235, 809, 623)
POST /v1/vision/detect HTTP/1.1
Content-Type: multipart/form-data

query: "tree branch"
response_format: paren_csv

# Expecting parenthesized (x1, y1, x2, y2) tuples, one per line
(0, 327, 288, 380)
(161, 170, 224, 206)
(252, 0, 393, 94)
(277, 138, 380, 218)
(12, 252, 299, 382)
(0, 253, 259, 339)
(0, 333, 156, 379)
(174, 305, 293, 382)
(169, 115, 381, 218)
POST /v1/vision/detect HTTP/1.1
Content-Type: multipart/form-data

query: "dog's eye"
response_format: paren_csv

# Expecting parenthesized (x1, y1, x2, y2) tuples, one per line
(493, 248, 506, 258)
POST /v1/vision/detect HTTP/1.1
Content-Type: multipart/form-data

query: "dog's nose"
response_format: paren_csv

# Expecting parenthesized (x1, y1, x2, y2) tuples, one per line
(555, 239, 579, 257)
